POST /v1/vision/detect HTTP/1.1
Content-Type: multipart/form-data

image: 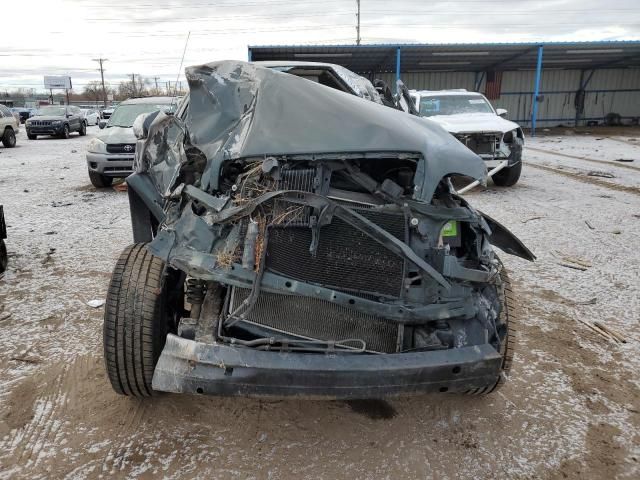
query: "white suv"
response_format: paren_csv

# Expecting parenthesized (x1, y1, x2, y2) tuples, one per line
(0, 104, 19, 148)
(411, 90, 524, 187)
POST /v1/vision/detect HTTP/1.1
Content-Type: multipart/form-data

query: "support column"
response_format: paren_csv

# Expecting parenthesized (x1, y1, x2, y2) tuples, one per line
(531, 45, 544, 137)
(396, 47, 401, 93)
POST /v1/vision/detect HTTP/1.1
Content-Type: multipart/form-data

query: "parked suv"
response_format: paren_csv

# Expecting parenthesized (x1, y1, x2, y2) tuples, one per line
(410, 90, 524, 187)
(0, 104, 19, 148)
(25, 105, 86, 139)
(86, 97, 177, 188)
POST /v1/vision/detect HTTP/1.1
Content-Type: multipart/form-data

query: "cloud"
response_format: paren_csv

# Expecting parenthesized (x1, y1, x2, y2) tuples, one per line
(3, 0, 638, 92)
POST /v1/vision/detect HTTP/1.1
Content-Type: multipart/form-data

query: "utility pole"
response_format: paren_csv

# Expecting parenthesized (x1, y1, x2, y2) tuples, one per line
(166, 81, 171, 95)
(356, 0, 361, 45)
(130, 74, 137, 96)
(92, 58, 108, 107)
(153, 76, 160, 92)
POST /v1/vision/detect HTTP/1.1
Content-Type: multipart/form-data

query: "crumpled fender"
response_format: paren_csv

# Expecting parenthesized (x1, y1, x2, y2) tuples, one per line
(480, 211, 535, 261)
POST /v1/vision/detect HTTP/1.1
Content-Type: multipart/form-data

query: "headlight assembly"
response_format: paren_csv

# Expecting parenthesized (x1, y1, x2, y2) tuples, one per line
(87, 137, 107, 154)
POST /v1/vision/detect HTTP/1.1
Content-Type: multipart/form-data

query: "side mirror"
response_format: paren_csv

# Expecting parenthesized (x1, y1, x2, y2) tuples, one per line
(496, 108, 508, 117)
(99, 120, 107, 129)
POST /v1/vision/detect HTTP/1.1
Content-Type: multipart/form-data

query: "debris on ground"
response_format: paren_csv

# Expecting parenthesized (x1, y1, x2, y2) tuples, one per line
(614, 158, 634, 162)
(51, 201, 73, 207)
(587, 170, 615, 178)
(41, 247, 56, 265)
(585, 220, 595, 230)
(521, 215, 545, 223)
(87, 299, 105, 308)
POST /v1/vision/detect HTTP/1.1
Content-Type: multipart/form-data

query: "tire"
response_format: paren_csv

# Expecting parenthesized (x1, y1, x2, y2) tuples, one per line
(492, 161, 522, 187)
(60, 124, 70, 139)
(465, 265, 517, 395)
(88, 169, 114, 188)
(488, 267, 517, 392)
(2, 128, 16, 148)
(0, 239, 7, 274)
(79, 121, 87, 136)
(103, 244, 179, 397)
(27, 133, 37, 140)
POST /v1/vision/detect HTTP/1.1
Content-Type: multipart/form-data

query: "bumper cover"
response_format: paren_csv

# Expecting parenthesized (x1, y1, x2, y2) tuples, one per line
(152, 334, 503, 399)
(27, 125, 64, 135)
(86, 152, 134, 176)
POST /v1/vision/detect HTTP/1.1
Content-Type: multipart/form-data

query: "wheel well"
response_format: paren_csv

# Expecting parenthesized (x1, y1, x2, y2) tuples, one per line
(4, 126, 13, 133)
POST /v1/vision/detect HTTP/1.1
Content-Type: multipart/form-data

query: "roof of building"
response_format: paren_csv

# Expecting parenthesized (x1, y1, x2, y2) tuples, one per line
(249, 41, 640, 73)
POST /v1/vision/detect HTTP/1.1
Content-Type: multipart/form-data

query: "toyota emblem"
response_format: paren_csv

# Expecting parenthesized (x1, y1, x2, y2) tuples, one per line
(123, 145, 134, 152)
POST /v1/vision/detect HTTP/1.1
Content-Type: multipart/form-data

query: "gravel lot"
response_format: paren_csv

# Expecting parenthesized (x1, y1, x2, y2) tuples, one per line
(0, 126, 639, 479)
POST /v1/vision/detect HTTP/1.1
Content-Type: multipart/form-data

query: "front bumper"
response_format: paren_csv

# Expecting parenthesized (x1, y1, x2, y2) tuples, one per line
(26, 125, 64, 135)
(86, 152, 134, 177)
(152, 334, 503, 399)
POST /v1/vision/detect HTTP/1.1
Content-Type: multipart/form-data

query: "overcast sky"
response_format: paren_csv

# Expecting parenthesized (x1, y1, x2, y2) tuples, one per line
(3, 0, 639, 93)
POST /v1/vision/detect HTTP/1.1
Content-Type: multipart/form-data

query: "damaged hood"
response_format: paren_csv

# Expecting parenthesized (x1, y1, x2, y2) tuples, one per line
(423, 113, 520, 135)
(141, 61, 486, 202)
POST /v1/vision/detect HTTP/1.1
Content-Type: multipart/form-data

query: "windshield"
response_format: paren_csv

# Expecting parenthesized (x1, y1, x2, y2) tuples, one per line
(36, 106, 66, 116)
(418, 95, 494, 117)
(108, 103, 175, 128)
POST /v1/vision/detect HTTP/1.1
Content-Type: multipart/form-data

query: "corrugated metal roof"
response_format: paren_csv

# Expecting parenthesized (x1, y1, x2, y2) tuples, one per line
(249, 41, 640, 73)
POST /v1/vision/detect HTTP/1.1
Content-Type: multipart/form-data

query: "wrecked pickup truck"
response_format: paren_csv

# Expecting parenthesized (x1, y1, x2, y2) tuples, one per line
(103, 61, 534, 399)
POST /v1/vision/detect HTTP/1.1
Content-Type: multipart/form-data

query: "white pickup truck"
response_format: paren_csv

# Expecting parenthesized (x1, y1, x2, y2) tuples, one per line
(410, 89, 524, 187)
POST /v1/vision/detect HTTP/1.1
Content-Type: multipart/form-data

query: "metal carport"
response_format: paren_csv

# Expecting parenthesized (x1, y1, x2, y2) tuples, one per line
(249, 41, 640, 136)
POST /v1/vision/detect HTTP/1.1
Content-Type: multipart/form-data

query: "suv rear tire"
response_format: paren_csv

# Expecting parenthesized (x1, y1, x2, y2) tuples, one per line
(2, 128, 16, 148)
(88, 170, 114, 188)
(79, 121, 87, 136)
(103, 244, 180, 397)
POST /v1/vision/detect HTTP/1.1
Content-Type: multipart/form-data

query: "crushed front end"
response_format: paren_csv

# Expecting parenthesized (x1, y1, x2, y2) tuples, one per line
(117, 61, 534, 399)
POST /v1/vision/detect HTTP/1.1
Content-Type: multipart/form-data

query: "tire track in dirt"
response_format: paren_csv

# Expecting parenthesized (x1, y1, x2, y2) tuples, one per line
(526, 162, 640, 196)
(0, 356, 95, 476)
(527, 147, 640, 172)
(101, 401, 148, 475)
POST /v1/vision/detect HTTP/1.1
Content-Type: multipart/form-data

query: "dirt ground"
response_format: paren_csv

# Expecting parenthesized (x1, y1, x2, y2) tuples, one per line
(0, 126, 639, 479)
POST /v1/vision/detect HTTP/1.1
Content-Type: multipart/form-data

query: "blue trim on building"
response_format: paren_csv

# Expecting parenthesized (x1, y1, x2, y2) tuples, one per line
(531, 45, 544, 137)
(396, 47, 401, 92)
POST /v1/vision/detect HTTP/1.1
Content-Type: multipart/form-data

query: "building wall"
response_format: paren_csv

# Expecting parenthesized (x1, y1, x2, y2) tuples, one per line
(378, 68, 640, 127)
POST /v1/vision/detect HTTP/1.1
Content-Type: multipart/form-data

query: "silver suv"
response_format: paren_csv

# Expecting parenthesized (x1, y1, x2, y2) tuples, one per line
(0, 104, 19, 148)
(85, 96, 176, 188)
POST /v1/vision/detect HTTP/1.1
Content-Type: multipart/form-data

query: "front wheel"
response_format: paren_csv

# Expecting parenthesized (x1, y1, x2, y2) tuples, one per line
(88, 170, 113, 188)
(27, 133, 37, 140)
(2, 128, 16, 148)
(0, 239, 7, 273)
(492, 161, 522, 187)
(79, 122, 87, 136)
(60, 124, 70, 139)
(103, 244, 180, 397)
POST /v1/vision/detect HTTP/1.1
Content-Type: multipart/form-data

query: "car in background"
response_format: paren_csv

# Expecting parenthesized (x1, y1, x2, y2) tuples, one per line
(10, 107, 33, 124)
(257, 61, 382, 104)
(86, 96, 178, 188)
(0, 104, 19, 148)
(82, 108, 100, 125)
(411, 89, 524, 187)
(101, 106, 115, 119)
(25, 105, 86, 140)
